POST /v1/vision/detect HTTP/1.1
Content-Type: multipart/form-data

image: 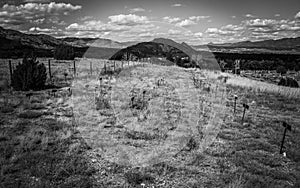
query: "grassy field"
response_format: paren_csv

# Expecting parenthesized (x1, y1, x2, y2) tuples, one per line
(0, 58, 299, 187)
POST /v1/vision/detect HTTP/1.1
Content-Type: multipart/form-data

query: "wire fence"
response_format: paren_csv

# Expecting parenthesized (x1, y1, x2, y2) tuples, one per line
(0, 58, 152, 85)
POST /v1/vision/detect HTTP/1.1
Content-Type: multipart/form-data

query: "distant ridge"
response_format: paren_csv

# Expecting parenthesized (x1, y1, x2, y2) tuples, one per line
(192, 37, 300, 51)
(0, 26, 129, 58)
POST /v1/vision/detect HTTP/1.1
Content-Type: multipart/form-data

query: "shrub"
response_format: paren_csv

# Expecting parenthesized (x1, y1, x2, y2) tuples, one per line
(278, 77, 299, 88)
(11, 57, 47, 91)
(276, 66, 287, 75)
(54, 45, 75, 60)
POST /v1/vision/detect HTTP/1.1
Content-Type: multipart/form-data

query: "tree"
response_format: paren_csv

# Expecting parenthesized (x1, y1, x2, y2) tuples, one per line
(11, 57, 47, 91)
(276, 66, 287, 75)
(54, 45, 75, 60)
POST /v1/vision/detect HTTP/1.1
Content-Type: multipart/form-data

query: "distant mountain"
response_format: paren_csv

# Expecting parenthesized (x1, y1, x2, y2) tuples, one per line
(192, 37, 300, 52)
(0, 26, 125, 58)
(0, 26, 61, 50)
(62, 37, 138, 49)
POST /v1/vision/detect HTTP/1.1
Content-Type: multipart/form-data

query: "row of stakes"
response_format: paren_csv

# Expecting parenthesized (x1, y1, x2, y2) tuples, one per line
(233, 94, 292, 155)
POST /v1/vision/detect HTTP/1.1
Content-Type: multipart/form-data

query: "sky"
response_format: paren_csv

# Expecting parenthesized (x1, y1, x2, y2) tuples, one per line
(0, 0, 299, 45)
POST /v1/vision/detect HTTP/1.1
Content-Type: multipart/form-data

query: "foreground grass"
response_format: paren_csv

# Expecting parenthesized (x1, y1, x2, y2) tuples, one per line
(0, 91, 96, 188)
(0, 61, 299, 187)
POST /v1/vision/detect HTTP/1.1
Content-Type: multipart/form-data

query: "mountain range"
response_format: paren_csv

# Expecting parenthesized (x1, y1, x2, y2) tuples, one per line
(0, 26, 300, 58)
(192, 37, 300, 53)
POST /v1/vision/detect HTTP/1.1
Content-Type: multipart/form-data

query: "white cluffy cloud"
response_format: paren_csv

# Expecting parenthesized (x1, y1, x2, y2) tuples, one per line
(175, 19, 196, 27)
(171, 4, 183, 7)
(0, 2, 81, 28)
(108, 14, 149, 26)
(163, 15, 210, 27)
(129, 7, 145, 13)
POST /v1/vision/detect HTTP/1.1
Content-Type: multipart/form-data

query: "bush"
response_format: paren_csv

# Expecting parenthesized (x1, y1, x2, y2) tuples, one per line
(276, 66, 287, 75)
(278, 77, 299, 88)
(54, 45, 75, 60)
(11, 57, 47, 91)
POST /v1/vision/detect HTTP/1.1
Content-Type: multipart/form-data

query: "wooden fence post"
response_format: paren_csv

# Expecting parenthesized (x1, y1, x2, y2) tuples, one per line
(242, 103, 249, 124)
(48, 59, 52, 82)
(234, 95, 238, 114)
(73, 60, 76, 76)
(8, 60, 13, 85)
(280, 122, 292, 154)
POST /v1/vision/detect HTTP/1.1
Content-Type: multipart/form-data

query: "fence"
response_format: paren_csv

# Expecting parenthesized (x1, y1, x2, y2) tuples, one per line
(0, 58, 152, 85)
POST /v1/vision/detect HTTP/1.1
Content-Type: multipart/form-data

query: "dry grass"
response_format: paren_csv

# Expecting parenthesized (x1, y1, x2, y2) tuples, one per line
(223, 73, 300, 99)
(1, 58, 299, 187)
(72, 64, 227, 169)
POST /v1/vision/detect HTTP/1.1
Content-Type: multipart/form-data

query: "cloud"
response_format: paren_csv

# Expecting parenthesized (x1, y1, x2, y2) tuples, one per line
(108, 14, 149, 26)
(129, 7, 145, 13)
(175, 19, 196, 27)
(205, 28, 219, 33)
(29, 26, 53, 32)
(194, 32, 203, 37)
(243, 19, 287, 28)
(163, 15, 208, 27)
(29, 18, 45, 24)
(189, 16, 210, 22)
(295, 11, 300, 19)
(27, 26, 67, 37)
(245, 14, 255, 18)
(66, 20, 130, 32)
(64, 16, 158, 40)
(0, 2, 81, 28)
(2, 2, 81, 15)
(23, 0, 50, 2)
(221, 24, 244, 31)
(79, 16, 93, 21)
(274, 14, 280, 17)
(202, 17, 300, 44)
(163, 16, 181, 23)
(168, 29, 181, 35)
(171, 4, 183, 7)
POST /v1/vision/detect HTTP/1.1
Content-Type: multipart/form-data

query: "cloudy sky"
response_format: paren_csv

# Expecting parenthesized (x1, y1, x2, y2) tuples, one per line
(0, 0, 299, 44)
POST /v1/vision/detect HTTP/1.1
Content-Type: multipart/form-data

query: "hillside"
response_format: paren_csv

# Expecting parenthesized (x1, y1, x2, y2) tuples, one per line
(0, 26, 121, 58)
(110, 38, 221, 70)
